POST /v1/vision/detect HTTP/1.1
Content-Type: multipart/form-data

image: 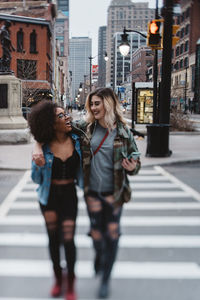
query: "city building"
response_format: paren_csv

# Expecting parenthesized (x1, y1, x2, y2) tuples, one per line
(0, 13, 55, 106)
(98, 26, 107, 87)
(69, 37, 92, 102)
(106, 0, 155, 88)
(131, 46, 154, 83)
(171, 0, 200, 112)
(55, 0, 71, 107)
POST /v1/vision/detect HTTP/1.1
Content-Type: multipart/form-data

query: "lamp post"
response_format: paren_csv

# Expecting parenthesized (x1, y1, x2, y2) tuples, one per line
(184, 66, 188, 113)
(119, 27, 147, 130)
(88, 51, 108, 91)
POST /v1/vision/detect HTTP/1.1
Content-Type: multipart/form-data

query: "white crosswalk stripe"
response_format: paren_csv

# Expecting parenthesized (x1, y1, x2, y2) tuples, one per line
(1, 166, 200, 299)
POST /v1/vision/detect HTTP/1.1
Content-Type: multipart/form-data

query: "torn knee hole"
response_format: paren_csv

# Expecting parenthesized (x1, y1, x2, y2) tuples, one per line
(107, 223, 119, 239)
(90, 229, 102, 240)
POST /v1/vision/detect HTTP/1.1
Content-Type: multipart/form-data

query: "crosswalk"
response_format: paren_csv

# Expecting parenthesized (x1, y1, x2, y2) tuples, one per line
(0, 166, 200, 299)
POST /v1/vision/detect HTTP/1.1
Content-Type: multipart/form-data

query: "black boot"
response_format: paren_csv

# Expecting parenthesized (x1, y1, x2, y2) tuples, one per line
(98, 238, 119, 299)
(93, 240, 105, 276)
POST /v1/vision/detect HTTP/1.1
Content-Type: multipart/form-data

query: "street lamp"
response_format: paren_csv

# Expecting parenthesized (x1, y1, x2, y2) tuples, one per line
(119, 28, 147, 57)
(88, 51, 109, 91)
(119, 27, 147, 130)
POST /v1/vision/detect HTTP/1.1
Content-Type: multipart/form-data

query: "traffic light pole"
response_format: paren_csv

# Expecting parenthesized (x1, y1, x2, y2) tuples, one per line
(159, 0, 173, 124)
(153, 0, 159, 123)
(146, 0, 173, 157)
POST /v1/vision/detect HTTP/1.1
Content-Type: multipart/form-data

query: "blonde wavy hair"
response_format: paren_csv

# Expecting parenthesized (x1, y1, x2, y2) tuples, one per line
(85, 87, 126, 131)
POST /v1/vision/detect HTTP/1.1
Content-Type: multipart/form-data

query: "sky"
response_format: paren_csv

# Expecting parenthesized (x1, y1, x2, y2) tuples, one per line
(69, 0, 163, 63)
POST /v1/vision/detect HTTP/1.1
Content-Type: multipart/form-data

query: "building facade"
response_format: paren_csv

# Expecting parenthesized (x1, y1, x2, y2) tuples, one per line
(0, 13, 54, 106)
(98, 26, 107, 87)
(171, 0, 200, 112)
(106, 0, 155, 88)
(69, 37, 92, 101)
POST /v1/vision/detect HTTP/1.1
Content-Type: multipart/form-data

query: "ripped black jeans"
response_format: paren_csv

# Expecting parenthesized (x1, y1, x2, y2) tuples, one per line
(40, 183, 78, 277)
(86, 190, 122, 281)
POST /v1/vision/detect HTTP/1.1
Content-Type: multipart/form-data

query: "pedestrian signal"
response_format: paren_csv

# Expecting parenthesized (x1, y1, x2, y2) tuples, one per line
(172, 24, 180, 47)
(147, 19, 163, 50)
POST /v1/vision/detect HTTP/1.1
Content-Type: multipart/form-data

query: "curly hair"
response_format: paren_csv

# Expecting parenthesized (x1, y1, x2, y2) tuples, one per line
(28, 100, 58, 144)
(85, 87, 126, 131)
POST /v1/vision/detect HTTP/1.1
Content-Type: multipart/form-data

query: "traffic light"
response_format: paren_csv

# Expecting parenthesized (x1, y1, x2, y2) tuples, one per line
(147, 19, 163, 50)
(172, 24, 180, 47)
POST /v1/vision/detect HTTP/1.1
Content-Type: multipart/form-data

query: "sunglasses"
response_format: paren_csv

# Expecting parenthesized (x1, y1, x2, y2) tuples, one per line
(56, 112, 69, 119)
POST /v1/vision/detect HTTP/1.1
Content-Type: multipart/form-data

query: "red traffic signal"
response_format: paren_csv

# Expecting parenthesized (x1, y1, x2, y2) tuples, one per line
(147, 19, 163, 49)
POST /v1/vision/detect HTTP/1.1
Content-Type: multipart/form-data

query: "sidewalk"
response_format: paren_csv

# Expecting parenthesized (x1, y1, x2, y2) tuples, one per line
(0, 130, 200, 170)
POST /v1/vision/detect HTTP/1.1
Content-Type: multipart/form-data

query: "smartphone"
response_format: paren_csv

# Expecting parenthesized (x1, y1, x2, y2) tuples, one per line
(128, 152, 141, 160)
(122, 151, 141, 160)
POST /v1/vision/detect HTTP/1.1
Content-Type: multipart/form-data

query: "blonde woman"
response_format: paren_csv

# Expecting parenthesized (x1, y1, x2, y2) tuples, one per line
(33, 88, 141, 299)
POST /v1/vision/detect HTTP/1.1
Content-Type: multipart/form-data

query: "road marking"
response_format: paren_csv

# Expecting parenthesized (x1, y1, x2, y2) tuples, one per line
(0, 259, 200, 279)
(0, 171, 30, 218)
(130, 182, 179, 189)
(155, 166, 200, 201)
(18, 190, 190, 199)
(130, 176, 170, 181)
(0, 215, 200, 226)
(1, 233, 200, 248)
(12, 201, 200, 211)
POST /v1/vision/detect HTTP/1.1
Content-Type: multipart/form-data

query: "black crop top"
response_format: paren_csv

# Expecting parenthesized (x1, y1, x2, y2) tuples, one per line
(51, 149, 80, 180)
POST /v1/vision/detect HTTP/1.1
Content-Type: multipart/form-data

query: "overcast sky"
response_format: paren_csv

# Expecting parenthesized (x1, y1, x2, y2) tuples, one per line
(69, 0, 163, 63)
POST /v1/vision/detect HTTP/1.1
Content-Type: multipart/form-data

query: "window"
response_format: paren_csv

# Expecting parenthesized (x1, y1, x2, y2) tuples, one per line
(17, 28, 24, 52)
(30, 30, 37, 54)
(17, 59, 37, 80)
(184, 57, 188, 68)
(185, 24, 189, 35)
(185, 40, 189, 52)
(176, 46, 180, 56)
(180, 59, 183, 69)
(180, 44, 184, 54)
(180, 28, 184, 38)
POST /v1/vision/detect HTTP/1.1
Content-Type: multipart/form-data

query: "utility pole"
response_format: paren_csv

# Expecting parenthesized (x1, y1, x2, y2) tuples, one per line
(159, 0, 173, 124)
(89, 56, 92, 91)
(153, 0, 159, 123)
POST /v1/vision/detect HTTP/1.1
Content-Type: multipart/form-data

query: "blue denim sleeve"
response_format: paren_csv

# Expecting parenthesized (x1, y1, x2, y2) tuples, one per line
(31, 160, 43, 184)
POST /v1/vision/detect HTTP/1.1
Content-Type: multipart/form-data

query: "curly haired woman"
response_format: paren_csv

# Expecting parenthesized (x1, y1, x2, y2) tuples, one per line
(29, 100, 82, 300)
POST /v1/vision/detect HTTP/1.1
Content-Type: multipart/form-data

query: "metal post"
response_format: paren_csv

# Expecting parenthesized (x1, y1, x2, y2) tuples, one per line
(184, 67, 188, 113)
(146, 0, 173, 157)
(131, 81, 135, 129)
(89, 56, 92, 91)
(159, 0, 173, 124)
(153, 0, 159, 123)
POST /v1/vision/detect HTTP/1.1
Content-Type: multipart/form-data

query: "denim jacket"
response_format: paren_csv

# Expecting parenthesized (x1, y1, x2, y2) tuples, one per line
(31, 133, 83, 205)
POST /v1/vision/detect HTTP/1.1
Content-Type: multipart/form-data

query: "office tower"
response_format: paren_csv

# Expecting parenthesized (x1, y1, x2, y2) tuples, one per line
(98, 26, 107, 87)
(69, 37, 92, 100)
(57, 0, 69, 16)
(106, 0, 155, 88)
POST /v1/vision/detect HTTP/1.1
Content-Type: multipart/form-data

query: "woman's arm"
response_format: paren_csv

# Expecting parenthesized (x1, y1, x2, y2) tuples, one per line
(31, 160, 43, 184)
(32, 142, 45, 166)
(121, 127, 141, 175)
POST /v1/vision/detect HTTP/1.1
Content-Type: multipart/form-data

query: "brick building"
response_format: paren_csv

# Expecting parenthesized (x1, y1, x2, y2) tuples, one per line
(0, 13, 54, 105)
(171, 0, 200, 111)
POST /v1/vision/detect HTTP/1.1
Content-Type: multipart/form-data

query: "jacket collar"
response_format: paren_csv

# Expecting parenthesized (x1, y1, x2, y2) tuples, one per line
(117, 121, 129, 138)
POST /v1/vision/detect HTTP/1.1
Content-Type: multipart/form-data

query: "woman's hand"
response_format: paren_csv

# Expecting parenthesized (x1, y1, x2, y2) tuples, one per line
(32, 143, 45, 166)
(122, 157, 137, 172)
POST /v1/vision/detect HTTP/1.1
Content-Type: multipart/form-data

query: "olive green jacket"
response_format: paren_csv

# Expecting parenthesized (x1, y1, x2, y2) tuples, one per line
(72, 120, 141, 207)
